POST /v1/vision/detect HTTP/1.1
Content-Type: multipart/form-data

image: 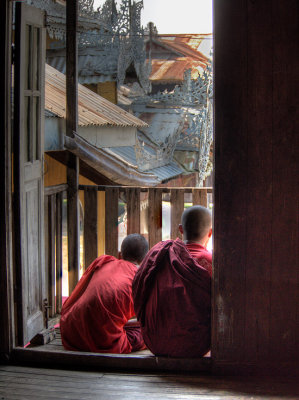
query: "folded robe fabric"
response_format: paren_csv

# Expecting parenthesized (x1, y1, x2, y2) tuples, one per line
(60, 255, 144, 354)
(186, 242, 213, 277)
(132, 238, 211, 358)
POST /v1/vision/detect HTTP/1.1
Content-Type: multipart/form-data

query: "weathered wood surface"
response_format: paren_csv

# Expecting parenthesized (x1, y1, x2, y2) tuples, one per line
(105, 187, 119, 258)
(84, 187, 98, 268)
(213, 0, 299, 366)
(126, 188, 141, 235)
(170, 189, 184, 239)
(192, 188, 207, 207)
(0, 365, 298, 400)
(148, 188, 162, 248)
(0, 0, 13, 359)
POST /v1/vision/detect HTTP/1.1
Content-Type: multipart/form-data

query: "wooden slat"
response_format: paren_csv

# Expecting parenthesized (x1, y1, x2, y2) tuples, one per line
(192, 188, 207, 207)
(47, 195, 55, 318)
(126, 188, 140, 235)
(105, 187, 119, 258)
(170, 189, 184, 240)
(148, 189, 162, 248)
(55, 192, 63, 314)
(84, 187, 98, 268)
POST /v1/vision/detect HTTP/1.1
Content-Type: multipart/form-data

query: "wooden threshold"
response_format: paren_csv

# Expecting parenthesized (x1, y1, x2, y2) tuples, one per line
(10, 348, 211, 373)
(9, 329, 211, 373)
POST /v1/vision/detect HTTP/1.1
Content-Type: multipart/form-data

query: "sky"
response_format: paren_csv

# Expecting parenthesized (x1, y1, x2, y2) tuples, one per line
(93, 0, 213, 34)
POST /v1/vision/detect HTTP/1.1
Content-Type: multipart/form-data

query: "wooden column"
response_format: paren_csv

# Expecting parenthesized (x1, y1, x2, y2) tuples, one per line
(84, 187, 98, 268)
(105, 187, 119, 258)
(0, 0, 13, 359)
(170, 189, 184, 239)
(148, 188, 162, 248)
(66, 0, 80, 294)
(126, 188, 141, 235)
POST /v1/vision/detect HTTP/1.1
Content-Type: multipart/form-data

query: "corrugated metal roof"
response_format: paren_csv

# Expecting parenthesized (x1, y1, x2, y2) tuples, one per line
(148, 161, 183, 182)
(45, 64, 147, 128)
(147, 34, 212, 84)
(104, 145, 184, 183)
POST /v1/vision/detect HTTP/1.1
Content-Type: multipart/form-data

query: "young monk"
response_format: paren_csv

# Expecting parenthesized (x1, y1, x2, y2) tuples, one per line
(132, 206, 212, 358)
(60, 234, 148, 354)
(179, 205, 212, 276)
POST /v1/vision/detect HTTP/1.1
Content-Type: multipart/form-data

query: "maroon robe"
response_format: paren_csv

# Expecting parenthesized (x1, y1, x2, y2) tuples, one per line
(132, 239, 211, 358)
(60, 255, 145, 354)
(186, 242, 213, 276)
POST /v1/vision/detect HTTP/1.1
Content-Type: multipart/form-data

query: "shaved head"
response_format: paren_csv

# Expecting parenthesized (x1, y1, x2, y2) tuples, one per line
(181, 206, 212, 242)
(121, 234, 149, 265)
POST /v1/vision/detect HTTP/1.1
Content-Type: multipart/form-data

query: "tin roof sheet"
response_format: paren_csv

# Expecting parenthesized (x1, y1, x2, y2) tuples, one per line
(45, 64, 147, 128)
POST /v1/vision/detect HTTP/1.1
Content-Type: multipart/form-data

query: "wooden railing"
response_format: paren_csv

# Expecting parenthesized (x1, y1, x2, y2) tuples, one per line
(79, 185, 212, 266)
(44, 184, 212, 318)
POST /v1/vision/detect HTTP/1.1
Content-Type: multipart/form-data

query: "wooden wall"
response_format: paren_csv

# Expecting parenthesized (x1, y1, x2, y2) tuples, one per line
(213, 0, 298, 373)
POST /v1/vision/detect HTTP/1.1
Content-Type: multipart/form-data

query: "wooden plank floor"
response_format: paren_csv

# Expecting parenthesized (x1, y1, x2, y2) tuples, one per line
(0, 364, 298, 399)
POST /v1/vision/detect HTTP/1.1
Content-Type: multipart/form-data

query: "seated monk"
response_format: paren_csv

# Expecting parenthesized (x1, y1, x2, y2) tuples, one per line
(132, 208, 212, 358)
(60, 234, 149, 354)
(179, 205, 213, 276)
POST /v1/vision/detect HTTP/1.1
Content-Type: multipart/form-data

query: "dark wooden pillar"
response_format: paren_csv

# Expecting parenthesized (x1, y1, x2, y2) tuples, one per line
(213, 0, 299, 374)
(66, 0, 80, 293)
(0, 0, 13, 360)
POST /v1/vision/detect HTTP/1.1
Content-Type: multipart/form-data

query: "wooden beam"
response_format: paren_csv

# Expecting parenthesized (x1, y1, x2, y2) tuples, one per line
(66, 0, 79, 294)
(105, 187, 119, 258)
(126, 188, 141, 235)
(84, 187, 98, 268)
(148, 189, 162, 248)
(170, 189, 184, 240)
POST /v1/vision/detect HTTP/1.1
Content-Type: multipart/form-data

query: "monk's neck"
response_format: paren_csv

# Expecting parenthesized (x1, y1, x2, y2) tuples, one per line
(184, 240, 206, 248)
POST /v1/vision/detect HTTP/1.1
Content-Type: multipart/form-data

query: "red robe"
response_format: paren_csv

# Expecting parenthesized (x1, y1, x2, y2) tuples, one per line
(60, 255, 145, 354)
(186, 242, 213, 276)
(132, 239, 211, 358)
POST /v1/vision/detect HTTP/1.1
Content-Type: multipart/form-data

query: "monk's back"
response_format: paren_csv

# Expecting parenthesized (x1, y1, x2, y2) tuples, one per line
(60, 257, 137, 353)
(133, 239, 211, 358)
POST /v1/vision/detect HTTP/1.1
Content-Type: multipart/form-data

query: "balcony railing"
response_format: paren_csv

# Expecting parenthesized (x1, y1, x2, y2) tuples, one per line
(44, 184, 212, 321)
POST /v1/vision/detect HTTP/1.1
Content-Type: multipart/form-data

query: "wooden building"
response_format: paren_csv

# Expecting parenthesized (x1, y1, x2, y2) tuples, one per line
(0, 0, 298, 382)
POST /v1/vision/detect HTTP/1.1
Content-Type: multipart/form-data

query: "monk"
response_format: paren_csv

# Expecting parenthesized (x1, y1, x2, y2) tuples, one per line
(60, 234, 149, 354)
(132, 206, 212, 358)
(179, 205, 212, 276)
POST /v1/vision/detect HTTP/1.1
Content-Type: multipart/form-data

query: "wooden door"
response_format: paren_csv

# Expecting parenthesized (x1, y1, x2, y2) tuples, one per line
(14, 3, 46, 346)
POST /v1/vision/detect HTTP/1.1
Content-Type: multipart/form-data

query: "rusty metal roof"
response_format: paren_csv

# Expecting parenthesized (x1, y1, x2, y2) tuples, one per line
(45, 64, 147, 128)
(147, 34, 212, 84)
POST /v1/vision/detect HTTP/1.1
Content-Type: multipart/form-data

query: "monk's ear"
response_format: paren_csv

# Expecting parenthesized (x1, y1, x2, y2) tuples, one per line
(179, 224, 183, 235)
(208, 228, 212, 238)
